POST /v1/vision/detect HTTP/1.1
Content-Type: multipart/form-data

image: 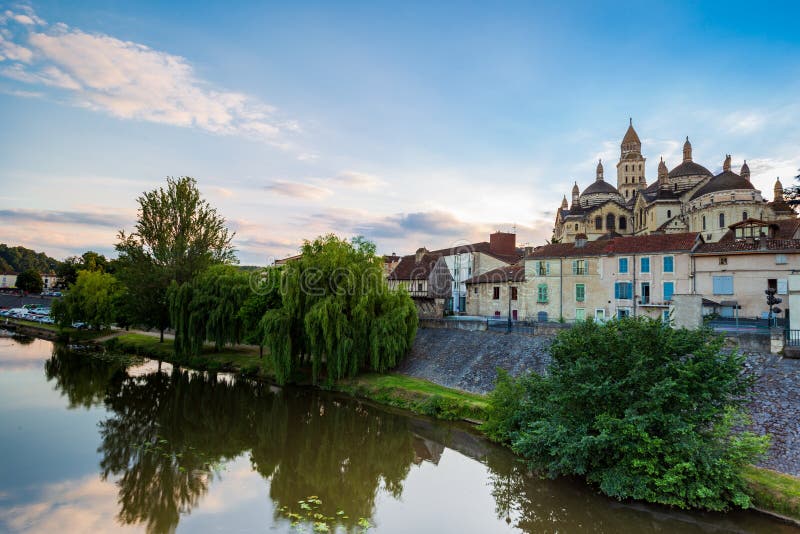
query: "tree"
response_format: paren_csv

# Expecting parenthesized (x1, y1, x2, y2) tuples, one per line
(482, 317, 769, 511)
(52, 270, 122, 330)
(16, 269, 43, 293)
(238, 267, 283, 356)
(261, 234, 418, 385)
(115, 177, 236, 341)
(57, 251, 111, 287)
(786, 169, 800, 206)
(168, 264, 251, 359)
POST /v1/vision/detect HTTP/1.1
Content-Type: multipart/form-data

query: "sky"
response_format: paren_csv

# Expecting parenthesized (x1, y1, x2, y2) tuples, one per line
(1, 0, 799, 265)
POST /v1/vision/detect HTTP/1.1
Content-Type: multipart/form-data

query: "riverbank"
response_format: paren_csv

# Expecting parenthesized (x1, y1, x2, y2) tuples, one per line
(2, 317, 112, 342)
(10, 326, 799, 524)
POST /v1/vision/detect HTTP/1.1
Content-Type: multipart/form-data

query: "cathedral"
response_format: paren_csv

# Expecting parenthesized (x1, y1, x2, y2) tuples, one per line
(553, 120, 796, 243)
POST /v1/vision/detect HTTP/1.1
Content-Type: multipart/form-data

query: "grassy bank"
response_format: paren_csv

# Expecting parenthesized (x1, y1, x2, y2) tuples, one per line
(4, 318, 111, 342)
(334, 373, 487, 421)
(742, 466, 800, 522)
(105, 332, 271, 378)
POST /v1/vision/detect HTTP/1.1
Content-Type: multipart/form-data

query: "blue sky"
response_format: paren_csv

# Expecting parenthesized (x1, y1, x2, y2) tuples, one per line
(1, 1, 799, 264)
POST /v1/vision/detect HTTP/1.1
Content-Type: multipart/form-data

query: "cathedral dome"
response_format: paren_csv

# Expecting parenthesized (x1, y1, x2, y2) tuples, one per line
(689, 170, 754, 201)
(668, 161, 713, 179)
(582, 180, 620, 196)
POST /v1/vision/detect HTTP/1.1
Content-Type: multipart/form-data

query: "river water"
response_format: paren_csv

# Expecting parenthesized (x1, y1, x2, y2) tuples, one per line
(0, 334, 794, 533)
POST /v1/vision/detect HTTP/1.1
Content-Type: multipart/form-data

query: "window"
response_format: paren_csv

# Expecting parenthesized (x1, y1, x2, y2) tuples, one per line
(776, 254, 788, 265)
(511, 287, 518, 300)
(417, 282, 423, 292)
(574, 224, 578, 231)
(618, 257, 629, 274)
(662, 309, 671, 323)
(619, 216, 627, 230)
(614, 281, 633, 299)
(473, 287, 478, 295)
(595, 216, 602, 230)
(667, 209, 672, 218)
(719, 257, 728, 265)
(594, 309, 606, 321)
(575, 283, 585, 302)
(719, 213, 725, 228)
(640, 257, 650, 273)
(617, 308, 631, 319)
(625, 164, 628, 171)
(606, 213, 616, 231)
(712, 275, 734, 295)
(537, 284, 548, 303)
(575, 308, 586, 322)
(702, 215, 706, 230)
(663, 255, 674, 273)
(663, 281, 675, 302)
(536, 261, 549, 276)
(572, 259, 587, 275)
(640, 282, 650, 304)
(493, 287, 500, 300)
(742, 211, 748, 221)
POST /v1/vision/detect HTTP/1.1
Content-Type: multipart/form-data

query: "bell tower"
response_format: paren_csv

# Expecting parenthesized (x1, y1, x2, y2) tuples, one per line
(616, 118, 647, 202)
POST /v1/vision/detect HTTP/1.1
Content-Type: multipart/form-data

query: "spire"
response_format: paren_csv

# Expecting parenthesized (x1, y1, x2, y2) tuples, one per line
(561, 195, 568, 209)
(723, 154, 731, 172)
(774, 177, 784, 201)
(596, 159, 604, 181)
(571, 181, 579, 205)
(683, 136, 692, 162)
(658, 157, 669, 188)
(741, 160, 750, 181)
(621, 119, 642, 156)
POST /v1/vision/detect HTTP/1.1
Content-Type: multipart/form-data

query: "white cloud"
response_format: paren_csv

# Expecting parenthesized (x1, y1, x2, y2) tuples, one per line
(264, 179, 332, 200)
(0, 6, 296, 147)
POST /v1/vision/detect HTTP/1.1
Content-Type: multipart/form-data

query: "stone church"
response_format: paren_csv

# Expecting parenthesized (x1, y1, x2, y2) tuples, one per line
(553, 120, 795, 243)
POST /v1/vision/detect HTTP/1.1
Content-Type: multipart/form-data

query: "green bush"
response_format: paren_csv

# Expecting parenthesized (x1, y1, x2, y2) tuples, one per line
(419, 395, 464, 420)
(482, 317, 769, 511)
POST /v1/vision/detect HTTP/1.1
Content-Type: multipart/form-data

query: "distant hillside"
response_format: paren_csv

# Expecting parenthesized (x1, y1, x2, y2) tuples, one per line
(0, 244, 61, 273)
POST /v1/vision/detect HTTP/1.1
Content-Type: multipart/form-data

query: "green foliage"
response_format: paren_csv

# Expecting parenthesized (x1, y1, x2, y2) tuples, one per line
(0, 243, 60, 274)
(115, 176, 236, 338)
(262, 235, 418, 385)
(168, 264, 251, 359)
(238, 267, 283, 346)
(15, 268, 43, 293)
(57, 251, 111, 287)
(482, 317, 769, 511)
(52, 270, 123, 330)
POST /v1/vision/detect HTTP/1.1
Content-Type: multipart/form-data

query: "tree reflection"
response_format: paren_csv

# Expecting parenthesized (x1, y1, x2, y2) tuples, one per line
(45, 344, 127, 409)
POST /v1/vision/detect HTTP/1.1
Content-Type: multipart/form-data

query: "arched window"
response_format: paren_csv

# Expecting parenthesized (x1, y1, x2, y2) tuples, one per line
(625, 164, 628, 172)
(619, 216, 627, 230)
(702, 215, 706, 230)
(575, 224, 578, 231)
(625, 190, 629, 198)
(595, 216, 602, 230)
(667, 209, 672, 218)
(742, 211, 748, 221)
(606, 213, 616, 231)
(639, 164, 642, 171)
(719, 213, 725, 228)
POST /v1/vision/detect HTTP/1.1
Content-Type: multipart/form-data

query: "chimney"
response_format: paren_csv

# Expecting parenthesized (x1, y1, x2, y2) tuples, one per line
(415, 247, 428, 263)
(489, 232, 516, 256)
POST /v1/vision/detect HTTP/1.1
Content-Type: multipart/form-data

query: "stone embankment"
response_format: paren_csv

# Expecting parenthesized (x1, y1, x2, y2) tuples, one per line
(398, 328, 800, 477)
(396, 328, 553, 395)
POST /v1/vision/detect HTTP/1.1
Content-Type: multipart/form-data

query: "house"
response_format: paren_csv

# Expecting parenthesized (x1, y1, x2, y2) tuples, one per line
(464, 264, 525, 319)
(427, 232, 523, 314)
(692, 218, 800, 319)
(382, 253, 402, 278)
(387, 249, 453, 318)
(0, 273, 17, 289)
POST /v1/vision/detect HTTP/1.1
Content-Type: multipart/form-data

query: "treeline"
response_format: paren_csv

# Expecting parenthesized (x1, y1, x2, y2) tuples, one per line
(0, 243, 60, 273)
(54, 176, 418, 383)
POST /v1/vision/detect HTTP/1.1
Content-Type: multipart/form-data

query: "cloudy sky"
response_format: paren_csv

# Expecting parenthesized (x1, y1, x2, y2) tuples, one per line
(1, 1, 799, 264)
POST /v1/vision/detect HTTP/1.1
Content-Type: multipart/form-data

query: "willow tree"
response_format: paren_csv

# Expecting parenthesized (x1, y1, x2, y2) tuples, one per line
(115, 176, 236, 342)
(168, 264, 250, 359)
(262, 235, 418, 385)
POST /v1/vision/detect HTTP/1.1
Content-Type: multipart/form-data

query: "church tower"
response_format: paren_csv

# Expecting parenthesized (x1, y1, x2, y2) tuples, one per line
(616, 119, 646, 202)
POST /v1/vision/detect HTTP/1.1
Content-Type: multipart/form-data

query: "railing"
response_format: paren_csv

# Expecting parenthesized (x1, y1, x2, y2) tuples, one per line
(788, 330, 800, 347)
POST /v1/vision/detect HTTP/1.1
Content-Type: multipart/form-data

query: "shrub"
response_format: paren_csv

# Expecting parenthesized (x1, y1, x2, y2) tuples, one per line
(482, 317, 769, 511)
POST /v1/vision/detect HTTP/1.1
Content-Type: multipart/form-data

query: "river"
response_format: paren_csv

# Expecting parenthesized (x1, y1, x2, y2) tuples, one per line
(0, 333, 794, 533)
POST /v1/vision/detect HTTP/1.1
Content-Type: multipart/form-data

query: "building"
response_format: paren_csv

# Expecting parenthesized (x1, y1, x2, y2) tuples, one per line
(524, 233, 701, 322)
(0, 273, 17, 289)
(464, 264, 525, 319)
(387, 249, 453, 318)
(553, 121, 796, 244)
(692, 218, 800, 319)
(426, 232, 523, 314)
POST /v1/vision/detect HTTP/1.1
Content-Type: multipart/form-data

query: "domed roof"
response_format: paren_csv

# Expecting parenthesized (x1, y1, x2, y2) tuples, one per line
(582, 180, 620, 196)
(668, 160, 713, 179)
(689, 170, 755, 201)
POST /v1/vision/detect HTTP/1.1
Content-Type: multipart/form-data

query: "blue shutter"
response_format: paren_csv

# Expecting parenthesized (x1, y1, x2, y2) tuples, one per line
(663, 256, 674, 273)
(663, 282, 674, 301)
(713, 276, 733, 295)
(640, 257, 650, 273)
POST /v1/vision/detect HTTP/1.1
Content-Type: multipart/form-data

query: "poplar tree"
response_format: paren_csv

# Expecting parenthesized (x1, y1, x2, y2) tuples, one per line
(262, 235, 418, 385)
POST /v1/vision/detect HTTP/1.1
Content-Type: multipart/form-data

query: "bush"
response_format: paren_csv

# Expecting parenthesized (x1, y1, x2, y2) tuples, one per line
(482, 317, 769, 511)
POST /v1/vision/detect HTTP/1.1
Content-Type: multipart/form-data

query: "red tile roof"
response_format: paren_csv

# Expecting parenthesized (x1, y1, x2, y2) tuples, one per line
(428, 241, 522, 264)
(527, 232, 701, 259)
(695, 238, 800, 254)
(465, 264, 525, 284)
(388, 253, 446, 281)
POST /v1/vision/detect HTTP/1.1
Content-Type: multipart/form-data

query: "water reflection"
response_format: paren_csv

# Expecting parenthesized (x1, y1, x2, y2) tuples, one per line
(36, 346, 794, 534)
